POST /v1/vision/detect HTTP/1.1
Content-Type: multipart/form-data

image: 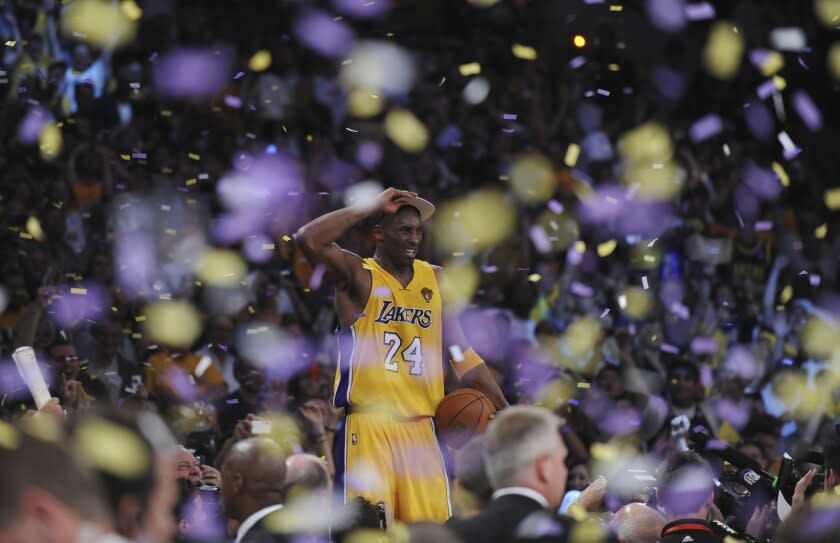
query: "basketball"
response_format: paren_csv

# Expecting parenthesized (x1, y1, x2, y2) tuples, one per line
(434, 388, 496, 450)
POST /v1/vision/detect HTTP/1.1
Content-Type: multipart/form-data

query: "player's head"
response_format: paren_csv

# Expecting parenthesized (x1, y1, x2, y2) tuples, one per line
(373, 204, 423, 268)
(482, 405, 568, 510)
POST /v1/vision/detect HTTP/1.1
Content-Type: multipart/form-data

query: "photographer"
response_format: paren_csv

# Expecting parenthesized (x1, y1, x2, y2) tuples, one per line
(656, 451, 722, 543)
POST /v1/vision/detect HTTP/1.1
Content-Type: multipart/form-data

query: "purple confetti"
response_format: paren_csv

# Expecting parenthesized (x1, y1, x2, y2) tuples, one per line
(374, 286, 391, 297)
(547, 200, 565, 214)
(792, 90, 823, 131)
(684, 2, 715, 20)
(234, 71, 245, 79)
(355, 141, 383, 169)
(690, 337, 717, 355)
(309, 264, 326, 290)
(115, 233, 156, 298)
(734, 185, 760, 222)
(242, 233, 274, 264)
(153, 48, 233, 98)
(810, 274, 821, 287)
(743, 161, 781, 200)
(17, 106, 51, 144)
(669, 302, 690, 320)
(224, 95, 242, 108)
(596, 88, 610, 96)
(749, 48, 771, 70)
(660, 343, 679, 354)
(331, 0, 392, 18)
(503, 113, 518, 120)
(482, 265, 498, 273)
(47, 283, 110, 331)
(294, 11, 356, 59)
(569, 56, 587, 69)
(689, 114, 723, 143)
(131, 152, 147, 159)
(646, 0, 687, 32)
(570, 282, 594, 298)
(756, 79, 777, 100)
(754, 220, 772, 232)
(529, 225, 552, 254)
(744, 101, 774, 141)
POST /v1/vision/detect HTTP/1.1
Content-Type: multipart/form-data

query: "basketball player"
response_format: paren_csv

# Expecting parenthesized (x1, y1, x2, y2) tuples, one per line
(296, 187, 508, 522)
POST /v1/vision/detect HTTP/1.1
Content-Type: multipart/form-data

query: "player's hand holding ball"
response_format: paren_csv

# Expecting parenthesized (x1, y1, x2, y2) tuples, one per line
(435, 388, 496, 450)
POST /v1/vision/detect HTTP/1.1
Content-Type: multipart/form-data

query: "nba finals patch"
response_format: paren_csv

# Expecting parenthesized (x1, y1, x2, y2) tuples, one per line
(421, 288, 433, 303)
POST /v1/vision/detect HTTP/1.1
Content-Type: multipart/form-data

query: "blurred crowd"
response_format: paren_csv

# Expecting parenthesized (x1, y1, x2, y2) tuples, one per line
(3, 0, 840, 542)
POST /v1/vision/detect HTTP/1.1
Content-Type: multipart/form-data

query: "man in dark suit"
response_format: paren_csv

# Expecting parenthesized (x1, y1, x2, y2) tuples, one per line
(447, 405, 613, 543)
(221, 438, 289, 543)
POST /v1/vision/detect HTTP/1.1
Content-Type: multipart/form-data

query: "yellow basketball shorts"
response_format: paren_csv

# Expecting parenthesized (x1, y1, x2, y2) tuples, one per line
(335, 413, 452, 523)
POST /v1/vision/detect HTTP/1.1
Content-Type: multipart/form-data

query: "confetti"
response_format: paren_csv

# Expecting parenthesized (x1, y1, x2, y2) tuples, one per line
(816, 0, 840, 26)
(825, 188, 840, 210)
(439, 262, 479, 309)
(597, 239, 617, 257)
(341, 41, 415, 97)
(512, 44, 537, 60)
(792, 90, 823, 130)
(462, 76, 490, 104)
(646, 0, 687, 32)
(510, 153, 556, 204)
(689, 114, 723, 143)
(458, 62, 481, 76)
(564, 143, 581, 167)
(331, 0, 393, 18)
(120, 0, 143, 21)
(194, 249, 247, 287)
(770, 27, 807, 52)
(684, 1, 715, 20)
(248, 50, 272, 72)
(294, 11, 355, 59)
(347, 88, 383, 118)
(704, 22, 744, 80)
(17, 107, 51, 144)
(25, 216, 45, 241)
(144, 301, 202, 348)
(60, 0, 137, 49)
(816, 224, 828, 239)
(38, 122, 62, 161)
(434, 190, 516, 253)
(384, 109, 428, 153)
(154, 48, 233, 98)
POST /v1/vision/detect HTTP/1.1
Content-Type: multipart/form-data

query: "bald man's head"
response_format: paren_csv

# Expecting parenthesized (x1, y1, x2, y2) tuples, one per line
(286, 454, 330, 495)
(609, 502, 665, 543)
(221, 438, 288, 522)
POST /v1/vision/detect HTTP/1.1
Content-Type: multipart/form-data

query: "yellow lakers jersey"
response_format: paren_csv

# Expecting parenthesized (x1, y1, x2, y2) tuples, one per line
(333, 258, 443, 418)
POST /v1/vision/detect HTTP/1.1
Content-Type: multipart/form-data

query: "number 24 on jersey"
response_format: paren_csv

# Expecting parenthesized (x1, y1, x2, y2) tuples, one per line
(383, 332, 424, 375)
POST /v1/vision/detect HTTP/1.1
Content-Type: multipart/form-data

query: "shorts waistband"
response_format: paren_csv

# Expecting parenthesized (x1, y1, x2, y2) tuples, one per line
(346, 406, 431, 422)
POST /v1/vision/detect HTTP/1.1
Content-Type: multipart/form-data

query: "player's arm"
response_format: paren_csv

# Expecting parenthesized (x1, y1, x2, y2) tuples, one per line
(434, 267, 510, 411)
(295, 188, 417, 285)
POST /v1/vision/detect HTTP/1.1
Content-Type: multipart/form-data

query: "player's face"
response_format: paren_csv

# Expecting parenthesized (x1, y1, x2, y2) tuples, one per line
(378, 208, 423, 267)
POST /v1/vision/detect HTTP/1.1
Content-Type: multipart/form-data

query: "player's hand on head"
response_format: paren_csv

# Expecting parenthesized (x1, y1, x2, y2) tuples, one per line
(379, 188, 417, 214)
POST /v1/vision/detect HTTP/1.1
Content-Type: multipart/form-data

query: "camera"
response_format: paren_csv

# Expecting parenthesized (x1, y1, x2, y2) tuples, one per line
(688, 429, 821, 532)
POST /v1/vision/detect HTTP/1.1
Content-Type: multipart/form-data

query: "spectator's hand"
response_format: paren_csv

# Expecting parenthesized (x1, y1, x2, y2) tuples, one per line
(133, 381, 149, 401)
(299, 400, 326, 434)
(61, 374, 81, 406)
(200, 465, 222, 488)
(792, 469, 816, 512)
(233, 414, 257, 443)
(37, 397, 64, 419)
(574, 476, 607, 512)
(745, 503, 776, 539)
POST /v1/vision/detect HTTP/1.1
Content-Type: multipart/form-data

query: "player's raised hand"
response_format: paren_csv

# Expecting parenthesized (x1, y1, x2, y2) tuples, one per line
(379, 188, 417, 214)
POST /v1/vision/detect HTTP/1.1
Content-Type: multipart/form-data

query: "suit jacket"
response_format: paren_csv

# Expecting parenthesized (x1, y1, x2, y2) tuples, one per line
(447, 494, 579, 543)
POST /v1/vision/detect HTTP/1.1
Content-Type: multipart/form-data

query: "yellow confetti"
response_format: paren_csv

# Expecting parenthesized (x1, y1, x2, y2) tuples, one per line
(610, 4, 623, 11)
(467, 0, 501, 6)
(772, 162, 789, 187)
(802, 317, 840, 359)
(511, 44, 537, 60)
(458, 62, 481, 76)
(826, 188, 840, 210)
(384, 109, 428, 153)
(590, 442, 619, 462)
(597, 239, 617, 257)
(188, 152, 200, 161)
(143, 300, 202, 348)
(0, 420, 20, 449)
(119, 0, 143, 21)
(576, 382, 591, 389)
(5, 40, 15, 47)
(816, 223, 828, 239)
(185, 178, 197, 186)
(21, 416, 61, 443)
(510, 153, 556, 204)
(528, 273, 541, 283)
(780, 284, 793, 304)
(262, 243, 275, 250)
(829, 43, 840, 79)
(38, 122, 62, 161)
(759, 50, 784, 76)
(620, 286, 652, 319)
(75, 419, 150, 478)
(704, 22, 744, 80)
(438, 261, 479, 310)
(434, 190, 516, 253)
(60, 0, 137, 49)
(574, 241, 586, 253)
(70, 288, 88, 295)
(773, 75, 787, 91)
(564, 143, 581, 167)
(160, 110, 172, 117)
(248, 50, 272, 72)
(25, 216, 45, 241)
(194, 249, 247, 287)
(348, 87, 383, 118)
(816, 0, 840, 27)
(563, 316, 601, 358)
(608, 63, 620, 71)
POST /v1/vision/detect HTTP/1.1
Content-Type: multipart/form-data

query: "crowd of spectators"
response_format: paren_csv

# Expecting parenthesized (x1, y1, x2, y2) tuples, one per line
(3, 0, 840, 541)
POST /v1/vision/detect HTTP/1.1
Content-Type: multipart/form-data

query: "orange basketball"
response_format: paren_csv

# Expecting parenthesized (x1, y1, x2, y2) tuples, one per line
(434, 388, 496, 450)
